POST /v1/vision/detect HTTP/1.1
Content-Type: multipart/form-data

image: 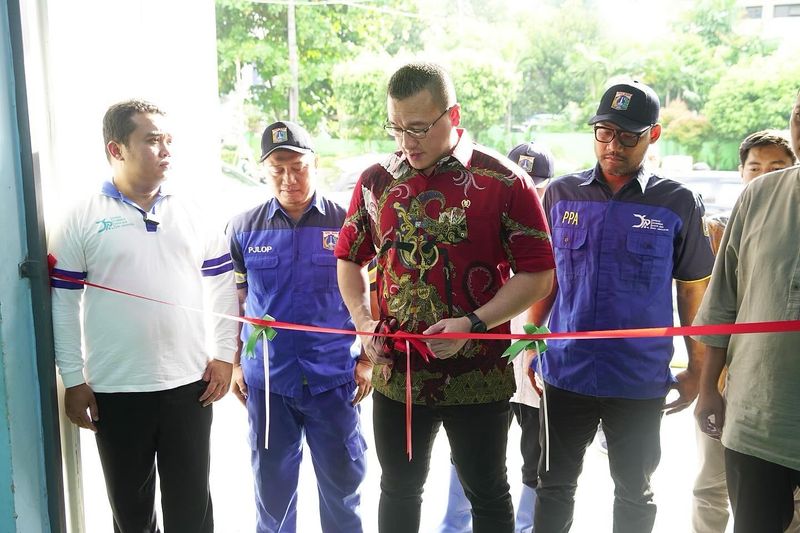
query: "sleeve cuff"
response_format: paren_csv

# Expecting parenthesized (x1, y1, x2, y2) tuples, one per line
(691, 334, 730, 348)
(213, 349, 236, 364)
(61, 370, 86, 388)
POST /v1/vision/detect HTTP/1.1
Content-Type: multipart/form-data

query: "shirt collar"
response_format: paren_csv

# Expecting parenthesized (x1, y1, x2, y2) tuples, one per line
(394, 128, 474, 175)
(266, 191, 324, 220)
(100, 179, 169, 205)
(449, 128, 473, 169)
(579, 164, 651, 194)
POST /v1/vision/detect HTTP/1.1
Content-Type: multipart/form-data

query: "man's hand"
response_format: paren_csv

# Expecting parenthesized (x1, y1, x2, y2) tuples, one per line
(352, 358, 374, 406)
(230, 364, 248, 407)
(663, 367, 701, 415)
(423, 317, 470, 359)
(359, 319, 393, 366)
(200, 359, 233, 407)
(522, 349, 543, 396)
(65, 383, 99, 432)
(694, 388, 725, 440)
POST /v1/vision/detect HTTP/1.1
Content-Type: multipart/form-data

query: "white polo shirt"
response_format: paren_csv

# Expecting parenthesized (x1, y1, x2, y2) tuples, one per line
(50, 180, 239, 393)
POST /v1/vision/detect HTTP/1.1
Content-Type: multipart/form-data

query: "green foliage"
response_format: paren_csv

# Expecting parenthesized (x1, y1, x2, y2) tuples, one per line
(215, 0, 796, 160)
(661, 99, 713, 159)
(679, 0, 740, 47)
(703, 56, 800, 141)
(451, 55, 520, 143)
(641, 33, 725, 111)
(330, 54, 392, 140)
(216, 0, 421, 131)
(510, 2, 606, 122)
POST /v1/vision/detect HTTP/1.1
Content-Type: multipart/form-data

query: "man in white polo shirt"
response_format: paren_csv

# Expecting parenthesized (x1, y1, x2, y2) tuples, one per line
(49, 99, 239, 532)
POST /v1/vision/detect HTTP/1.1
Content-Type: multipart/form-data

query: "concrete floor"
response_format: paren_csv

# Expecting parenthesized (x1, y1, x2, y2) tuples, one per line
(79, 368, 729, 532)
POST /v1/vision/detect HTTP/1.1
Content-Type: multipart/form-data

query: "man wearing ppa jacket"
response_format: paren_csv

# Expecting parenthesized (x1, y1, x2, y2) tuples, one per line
(531, 81, 713, 533)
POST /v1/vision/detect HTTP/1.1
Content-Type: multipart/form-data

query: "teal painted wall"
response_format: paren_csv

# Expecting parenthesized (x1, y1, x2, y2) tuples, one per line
(0, 0, 52, 531)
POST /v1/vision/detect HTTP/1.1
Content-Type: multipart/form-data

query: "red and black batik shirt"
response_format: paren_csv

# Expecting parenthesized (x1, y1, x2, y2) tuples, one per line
(335, 130, 555, 406)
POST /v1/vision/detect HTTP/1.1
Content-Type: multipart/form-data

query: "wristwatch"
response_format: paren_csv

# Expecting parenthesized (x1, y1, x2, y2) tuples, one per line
(465, 312, 487, 333)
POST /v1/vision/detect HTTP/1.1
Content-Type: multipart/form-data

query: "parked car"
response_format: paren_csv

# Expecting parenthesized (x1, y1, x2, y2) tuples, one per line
(665, 170, 743, 217)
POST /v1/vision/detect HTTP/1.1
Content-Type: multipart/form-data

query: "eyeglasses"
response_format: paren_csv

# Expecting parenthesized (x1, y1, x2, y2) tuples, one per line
(384, 106, 453, 140)
(594, 125, 651, 148)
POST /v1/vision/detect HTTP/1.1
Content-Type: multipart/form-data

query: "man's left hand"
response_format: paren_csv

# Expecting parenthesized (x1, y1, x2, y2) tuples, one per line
(199, 359, 233, 407)
(422, 317, 470, 359)
(352, 358, 373, 406)
(663, 367, 700, 415)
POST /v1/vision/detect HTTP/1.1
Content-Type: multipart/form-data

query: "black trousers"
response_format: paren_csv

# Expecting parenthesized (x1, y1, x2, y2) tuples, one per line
(726, 447, 800, 533)
(534, 383, 664, 533)
(372, 391, 514, 533)
(94, 380, 214, 533)
(510, 402, 541, 488)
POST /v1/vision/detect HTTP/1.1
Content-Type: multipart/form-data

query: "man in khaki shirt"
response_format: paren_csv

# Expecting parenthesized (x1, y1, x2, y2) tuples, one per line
(694, 90, 800, 532)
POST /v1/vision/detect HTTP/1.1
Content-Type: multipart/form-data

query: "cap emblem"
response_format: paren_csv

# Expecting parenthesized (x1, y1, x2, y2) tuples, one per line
(272, 127, 288, 143)
(518, 155, 535, 172)
(611, 92, 632, 111)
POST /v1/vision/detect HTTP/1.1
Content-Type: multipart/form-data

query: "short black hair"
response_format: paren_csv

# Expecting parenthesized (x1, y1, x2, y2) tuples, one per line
(738, 130, 796, 166)
(103, 99, 165, 159)
(387, 62, 456, 110)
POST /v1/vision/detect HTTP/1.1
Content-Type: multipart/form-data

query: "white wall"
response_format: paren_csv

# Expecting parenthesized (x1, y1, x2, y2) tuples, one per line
(26, 0, 223, 220)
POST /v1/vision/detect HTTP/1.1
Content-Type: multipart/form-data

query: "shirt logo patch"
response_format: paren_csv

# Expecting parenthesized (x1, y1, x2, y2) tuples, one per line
(611, 92, 632, 111)
(517, 155, 535, 173)
(632, 214, 668, 231)
(247, 245, 273, 253)
(561, 211, 579, 225)
(272, 127, 288, 143)
(322, 231, 339, 250)
(95, 216, 133, 234)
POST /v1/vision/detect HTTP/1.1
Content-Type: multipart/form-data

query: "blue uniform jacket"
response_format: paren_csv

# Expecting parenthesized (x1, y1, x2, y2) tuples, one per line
(542, 165, 714, 399)
(227, 193, 358, 398)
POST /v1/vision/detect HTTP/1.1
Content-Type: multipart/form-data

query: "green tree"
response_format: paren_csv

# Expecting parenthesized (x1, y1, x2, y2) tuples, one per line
(450, 54, 520, 143)
(703, 56, 800, 141)
(680, 0, 740, 48)
(661, 99, 713, 159)
(510, 2, 606, 122)
(641, 33, 725, 111)
(215, 0, 421, 131)
(331, 54, 392, 141)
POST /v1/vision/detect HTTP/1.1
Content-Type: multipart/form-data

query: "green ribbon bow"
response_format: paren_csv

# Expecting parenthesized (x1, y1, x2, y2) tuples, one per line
(243, 314, 277, 359)
(502, 324, 550, 362)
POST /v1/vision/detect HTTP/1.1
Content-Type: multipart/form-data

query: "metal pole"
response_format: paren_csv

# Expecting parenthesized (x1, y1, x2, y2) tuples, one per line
(6, 0, 68, 530)
(287, 0, 299, 122)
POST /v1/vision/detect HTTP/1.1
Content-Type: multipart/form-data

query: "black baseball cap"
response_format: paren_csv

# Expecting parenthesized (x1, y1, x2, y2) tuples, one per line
(588, 81, 660, 133)
(507, 141, 554, 187)
(259, 121, 314, 162)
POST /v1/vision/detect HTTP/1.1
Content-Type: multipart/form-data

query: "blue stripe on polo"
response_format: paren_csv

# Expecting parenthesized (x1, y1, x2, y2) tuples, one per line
(51, 268, 87, 290)
(202, 253, 233, 268)
(201, 262, 234, 277)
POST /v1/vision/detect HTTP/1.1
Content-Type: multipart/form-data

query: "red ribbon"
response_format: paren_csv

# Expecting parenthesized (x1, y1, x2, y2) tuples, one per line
(49, 260, 800, 461)
(374, 317, 433, 460)
(49, 267, 800, 341)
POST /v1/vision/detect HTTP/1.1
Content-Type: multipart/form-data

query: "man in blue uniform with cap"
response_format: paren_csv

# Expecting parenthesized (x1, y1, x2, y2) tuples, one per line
(531, 80, 714, 533)
(227, 121, 371, 532)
